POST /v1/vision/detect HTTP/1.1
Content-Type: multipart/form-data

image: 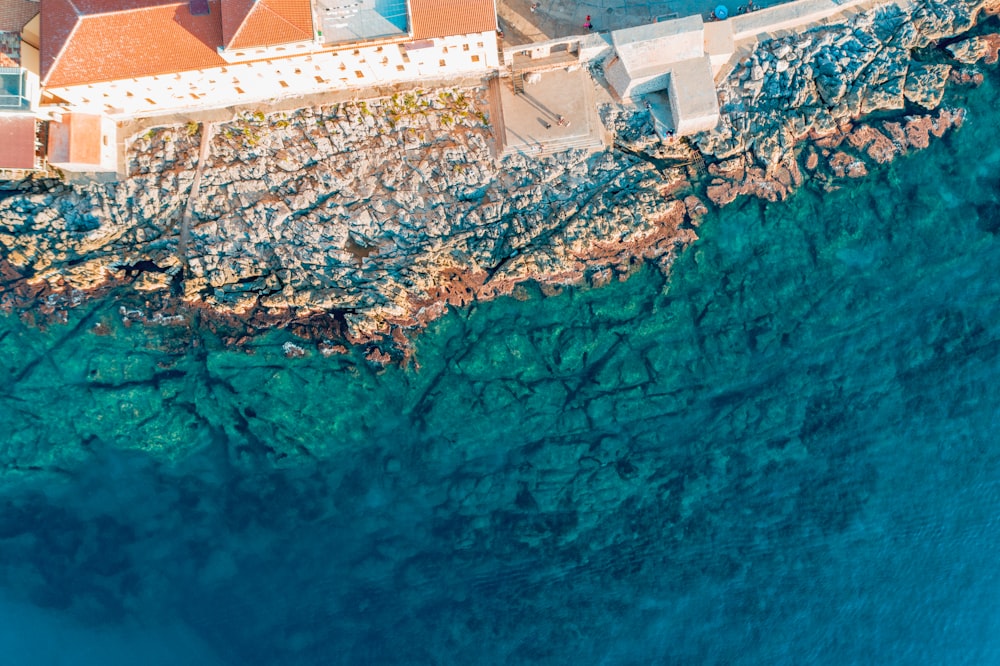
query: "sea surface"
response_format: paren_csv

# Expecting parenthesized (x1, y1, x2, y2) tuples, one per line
(3, 70, 1000, 666)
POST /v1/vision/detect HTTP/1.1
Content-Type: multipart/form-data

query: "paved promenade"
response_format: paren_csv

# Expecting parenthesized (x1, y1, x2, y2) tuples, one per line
(498, 0, 781, 45)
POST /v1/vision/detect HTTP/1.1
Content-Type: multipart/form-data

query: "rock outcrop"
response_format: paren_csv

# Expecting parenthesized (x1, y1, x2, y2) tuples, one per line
(0, 0, 996, 358)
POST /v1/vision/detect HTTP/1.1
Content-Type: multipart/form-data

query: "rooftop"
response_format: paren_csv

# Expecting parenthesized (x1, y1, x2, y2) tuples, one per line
(314, 0, 407, 46)
(409, 0, 497, 40)
(224, 0, 312, 50)
(41, 0, 226, 87)
(0, 0, 39, 32)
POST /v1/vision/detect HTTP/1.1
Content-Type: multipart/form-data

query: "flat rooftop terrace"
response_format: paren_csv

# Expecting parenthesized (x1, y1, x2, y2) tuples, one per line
(314, 0, 408, 45)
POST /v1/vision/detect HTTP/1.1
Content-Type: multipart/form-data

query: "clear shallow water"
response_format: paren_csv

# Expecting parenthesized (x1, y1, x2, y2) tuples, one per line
(4, 77, 1000, 665)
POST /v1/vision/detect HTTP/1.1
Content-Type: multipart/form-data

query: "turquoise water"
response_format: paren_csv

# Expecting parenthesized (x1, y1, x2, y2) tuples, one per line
(4, 76, 1000, 664)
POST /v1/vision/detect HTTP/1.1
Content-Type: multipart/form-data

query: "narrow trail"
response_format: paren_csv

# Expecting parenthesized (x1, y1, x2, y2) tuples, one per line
(177, 122, 214, 267)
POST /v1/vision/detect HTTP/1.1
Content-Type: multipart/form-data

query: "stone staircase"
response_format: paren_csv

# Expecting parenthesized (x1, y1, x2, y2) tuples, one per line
(503, 125, 604, 157)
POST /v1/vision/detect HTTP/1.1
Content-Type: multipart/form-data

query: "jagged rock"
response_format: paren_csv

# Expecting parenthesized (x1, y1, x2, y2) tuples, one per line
(0, 0, 989, 357)
(828, 152, 868, 178)
(904, 63, 952, 108)
(947, 33, 1000, 64)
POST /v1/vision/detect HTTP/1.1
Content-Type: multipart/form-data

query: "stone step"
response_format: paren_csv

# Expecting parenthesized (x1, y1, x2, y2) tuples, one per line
(503, 130, 604, 157)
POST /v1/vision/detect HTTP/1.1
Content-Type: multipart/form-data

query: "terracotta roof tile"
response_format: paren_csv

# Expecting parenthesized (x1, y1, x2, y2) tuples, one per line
(0, 115, 36, 170)
(72, 0, 167, 13)
(221, 0, 251, 45)
(1, 29, 20, 63)
(0, 0, 39, 32)
(40, 0, 84, 83)
(223, 0, 312, 50)
(409, 0, 496, 40)
(42, 0, 226, 87)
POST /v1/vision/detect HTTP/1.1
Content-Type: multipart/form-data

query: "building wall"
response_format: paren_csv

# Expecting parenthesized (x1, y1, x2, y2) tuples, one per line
(604, 56, 630, 99)
(668, 58, 719, 135)
(44, 31, 498, 118)
(218, 39, 318, 65)
(610, 16, 704, 74)
(606, 56, 672, 100)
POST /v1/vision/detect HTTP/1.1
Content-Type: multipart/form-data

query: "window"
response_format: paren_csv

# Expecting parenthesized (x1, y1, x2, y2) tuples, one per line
(396, 64, 405, 71)
(463, 44, 469, 51)
(279, 80, 289, 87)
(294, 68, 302, 74)
(472, 55, 480, 62)
(355, 71, 364, 78)
(315, 75, 325, 83)
(235, 87, 244, 94)
(145, 98, 155, 104)
(439, 59, 446, 66)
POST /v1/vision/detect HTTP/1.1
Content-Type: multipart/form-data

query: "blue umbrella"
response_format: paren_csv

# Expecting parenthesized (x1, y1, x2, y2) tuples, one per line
(715, 4, 728, 18)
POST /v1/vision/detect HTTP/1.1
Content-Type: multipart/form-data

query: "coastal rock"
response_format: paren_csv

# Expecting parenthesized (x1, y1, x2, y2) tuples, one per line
(828, 152, 868, 178)
(0, 0, 989, 357)
(705, 154, 802, 206)
(946, 33, 1000, 64)
(949, 67, 985, 86)
(903, 63, 952, 108)
(847, 126, 900, 164)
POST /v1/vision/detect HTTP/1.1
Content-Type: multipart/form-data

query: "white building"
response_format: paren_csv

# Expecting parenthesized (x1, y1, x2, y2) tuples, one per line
(1, 0, 42, 171)
(0, 0, 498, 171)
(38, 0, 499, 119)
(605, 16, 724, 136)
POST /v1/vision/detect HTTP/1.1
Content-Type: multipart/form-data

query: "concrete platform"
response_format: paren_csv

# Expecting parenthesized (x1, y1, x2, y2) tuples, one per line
(497, 68, 605, 157)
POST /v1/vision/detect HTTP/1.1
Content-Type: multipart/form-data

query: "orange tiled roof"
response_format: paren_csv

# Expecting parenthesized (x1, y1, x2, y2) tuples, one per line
(409, 0, 496, 40)
(223, 0, 312, 50)
(0, 0, 39, 32)
(1, 30, 20, 63)
(41, 0, 227, 87)
(0, 115, 36, 170)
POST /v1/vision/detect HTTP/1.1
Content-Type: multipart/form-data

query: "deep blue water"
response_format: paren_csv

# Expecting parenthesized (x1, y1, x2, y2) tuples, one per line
(3, 72, 1000, 665)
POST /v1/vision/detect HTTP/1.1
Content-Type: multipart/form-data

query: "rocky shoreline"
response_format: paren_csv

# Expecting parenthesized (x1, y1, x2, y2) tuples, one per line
(2, 0, 999, 364)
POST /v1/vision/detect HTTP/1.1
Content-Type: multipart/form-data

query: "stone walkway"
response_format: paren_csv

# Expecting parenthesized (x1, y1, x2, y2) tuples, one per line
(498, 0, 783, 45)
